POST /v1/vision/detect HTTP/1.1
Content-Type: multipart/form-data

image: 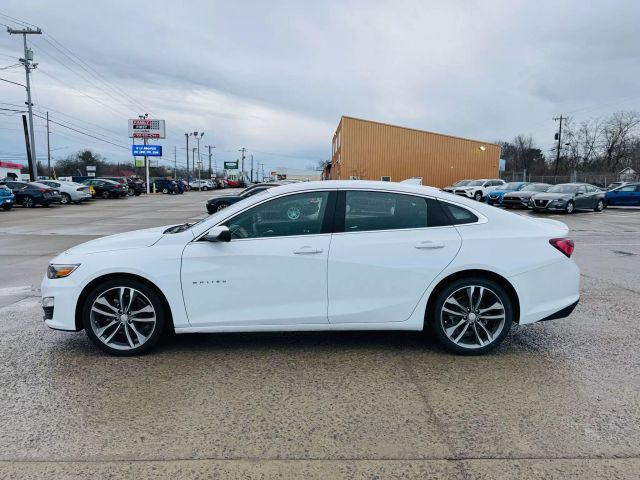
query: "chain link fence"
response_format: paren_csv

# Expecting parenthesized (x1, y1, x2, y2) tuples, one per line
(501, 172, 639, 188)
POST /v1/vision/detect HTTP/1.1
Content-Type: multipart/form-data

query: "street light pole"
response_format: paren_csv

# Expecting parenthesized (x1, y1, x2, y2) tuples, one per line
(184, 132, 193, 179)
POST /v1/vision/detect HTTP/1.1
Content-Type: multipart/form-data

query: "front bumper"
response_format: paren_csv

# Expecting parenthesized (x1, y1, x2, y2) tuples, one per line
(41, 274, 83, 331)
(531, 199, 568, 211)
(502, 196, 530, 208)
(0, 197, 14, 205)
(487, 195, 504, 205)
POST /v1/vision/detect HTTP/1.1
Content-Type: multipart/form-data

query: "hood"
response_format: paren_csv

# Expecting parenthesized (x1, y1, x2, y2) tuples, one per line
(65, 225, 170, 255)
(532, 192, 573, 201)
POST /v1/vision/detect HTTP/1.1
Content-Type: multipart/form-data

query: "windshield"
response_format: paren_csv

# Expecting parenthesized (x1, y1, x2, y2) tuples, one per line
(547, 184, 578, 194)
(453, 180, 471, 187)
(502, 182, 522, 190)
(467, 180, 485, 186)
(521, 184, 549, 192)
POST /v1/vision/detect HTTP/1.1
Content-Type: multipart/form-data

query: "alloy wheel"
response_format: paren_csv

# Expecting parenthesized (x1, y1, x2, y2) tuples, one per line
(440, 285, 506, 350)
(89, 287, 157, 351)
(216, 203, 228, 211)
(474, 192, 482, 201)
(566, 201, 575, 214)
(23, 196, 35, 208)
(595, 199, 604, 212)
(60, 193, 71, 204)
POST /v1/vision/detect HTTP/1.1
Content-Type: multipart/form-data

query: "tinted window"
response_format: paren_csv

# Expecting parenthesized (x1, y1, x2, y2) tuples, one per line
(585, 185, 597, 193)
(439, 201, 479, 225)
(578, 185, 587, 194)
(227, 191, 330, 239)
(617, 185, 637, 192)
(343, 191, 448, 232)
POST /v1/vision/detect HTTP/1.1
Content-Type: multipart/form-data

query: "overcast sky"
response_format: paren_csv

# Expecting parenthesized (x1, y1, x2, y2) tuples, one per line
(1, 0, 639, 174)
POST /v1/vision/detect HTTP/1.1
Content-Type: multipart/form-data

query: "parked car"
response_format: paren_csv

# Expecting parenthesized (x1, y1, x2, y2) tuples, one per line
(2, 180, 62, 207)
(606, 181, 632, 191)
(451, 179, 506, 201)
(40, 180, 92, 205)
(42, 180, 580, 356)
(0, 185, 15, 210)
(606, 183, 640, 206)
(501, 183, 551, 209)
(100, 176, 145, 196)
(442, 179, 472, 194)
(83, 179, 128, 199)
(153, 179, 179, 194)
(530, 183, 606, 213)
(189, 179, 215, 191)
(206, 182, 281, 214)
(486, 182, 529, 205)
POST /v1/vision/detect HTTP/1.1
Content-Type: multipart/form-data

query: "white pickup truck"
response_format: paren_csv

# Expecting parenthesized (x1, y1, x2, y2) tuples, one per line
(450, 179, 505, 201)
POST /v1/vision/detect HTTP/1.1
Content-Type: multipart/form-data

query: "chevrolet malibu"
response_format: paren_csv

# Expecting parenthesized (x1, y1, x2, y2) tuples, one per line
(41, 181, 580, 356)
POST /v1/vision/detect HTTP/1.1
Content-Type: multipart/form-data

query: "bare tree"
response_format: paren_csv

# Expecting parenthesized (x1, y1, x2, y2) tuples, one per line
(601, 110, 640, 170)
(563, 117, 602, 170)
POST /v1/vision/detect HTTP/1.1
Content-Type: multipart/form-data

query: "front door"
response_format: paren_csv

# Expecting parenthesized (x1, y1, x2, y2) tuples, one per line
(181, 190, 335, 327)
(328, 190, 462, 324)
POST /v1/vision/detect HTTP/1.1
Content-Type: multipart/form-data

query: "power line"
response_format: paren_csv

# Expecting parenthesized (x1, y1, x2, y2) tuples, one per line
(32, 113, 129, 150)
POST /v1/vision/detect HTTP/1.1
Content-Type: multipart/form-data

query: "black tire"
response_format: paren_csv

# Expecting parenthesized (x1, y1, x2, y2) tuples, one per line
(474, 191, 482, 202)
(82, 278, 167, 356)
(60, 193, 71, 205)
(23, 196, 35, 208)
(594, 199, 604, 212)
(134, 191, 142, 196)
(565, 200, 575, 214)
(128, 188, 135, 196)
(430, 277, 513, 355)
(101, 190, 110, 200)
(215, 202, 229, 212)
(202, 186, 208, 191)
(2, 204, 12, 211)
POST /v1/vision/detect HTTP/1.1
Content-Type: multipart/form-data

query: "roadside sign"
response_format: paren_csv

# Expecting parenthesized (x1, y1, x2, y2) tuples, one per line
(224, 161, 238, 169)
(88, 172, 96, 177)
(86, 166, 96, 172)
(132, 145, 162, 157)
(128, 119, 166, 139)
(135, 158, 145, 167)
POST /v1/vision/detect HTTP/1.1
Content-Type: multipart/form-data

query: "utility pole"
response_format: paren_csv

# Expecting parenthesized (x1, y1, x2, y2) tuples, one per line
(239, 147, 247, 186)
(250, 154, 254, 183)
(174, 145, 177, 179)
(553, 115, 565, 176)
(205, 145, 215, 178)
(184, 132, 192, 178)
(21, 114, 34, 181)
(192, 147, 197, 183)
(46, 111, 51, 178)
(8, 26, 42, 178)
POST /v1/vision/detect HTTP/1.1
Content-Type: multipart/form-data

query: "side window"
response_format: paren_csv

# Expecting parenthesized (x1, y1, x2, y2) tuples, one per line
(343, 191, 449, 232)
(227, 191, 330, 239)
(585, 185, 596, 193)
(439, 201, 479, 225)
(618, 186, 636, 192)
(578, 185, 587, 194)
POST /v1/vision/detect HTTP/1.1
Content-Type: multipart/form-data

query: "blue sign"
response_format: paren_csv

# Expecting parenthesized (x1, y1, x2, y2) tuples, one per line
(132, 145, 162, 157)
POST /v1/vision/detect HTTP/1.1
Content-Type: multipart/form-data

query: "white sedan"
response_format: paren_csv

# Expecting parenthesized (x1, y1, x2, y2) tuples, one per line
(41, 181, 580, 356)
(40, 180, 92, 204)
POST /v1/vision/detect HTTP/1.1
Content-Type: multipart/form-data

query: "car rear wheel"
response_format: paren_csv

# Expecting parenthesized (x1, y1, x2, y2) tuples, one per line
(128, 188, 135, 196)
(60, 193, 71, 205)
(430, 277, 512, 355)
(162, 188, 169, 194)
(23, 196, 35, 208)
(101, 191, 110, 199)
(215, 203, 229, 212)
(474, 191, 482, 202)
(594, 199, 604, 212)
(202, 186, 208, 191)
(565, 200, 575, 214)
(82, 279, 166, 356)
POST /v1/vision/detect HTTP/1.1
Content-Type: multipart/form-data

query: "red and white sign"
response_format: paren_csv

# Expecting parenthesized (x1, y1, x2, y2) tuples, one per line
(128, 119, 166, 139)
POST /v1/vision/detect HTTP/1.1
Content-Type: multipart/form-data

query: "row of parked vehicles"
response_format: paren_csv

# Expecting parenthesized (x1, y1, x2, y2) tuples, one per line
(442, 179, 640, 213)
(0, 176, 143, 210)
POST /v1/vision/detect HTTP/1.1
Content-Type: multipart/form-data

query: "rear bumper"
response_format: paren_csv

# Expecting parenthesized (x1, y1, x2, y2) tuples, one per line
(539, 299, 579, 321)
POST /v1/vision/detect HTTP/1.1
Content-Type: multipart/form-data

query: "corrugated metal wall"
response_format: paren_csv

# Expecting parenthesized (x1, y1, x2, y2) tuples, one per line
(331, 116, 500, 187)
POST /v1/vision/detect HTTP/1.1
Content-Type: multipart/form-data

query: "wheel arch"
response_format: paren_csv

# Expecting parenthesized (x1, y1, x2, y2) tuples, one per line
(74, 273, 175, 332)
(424, 269, 521, 328)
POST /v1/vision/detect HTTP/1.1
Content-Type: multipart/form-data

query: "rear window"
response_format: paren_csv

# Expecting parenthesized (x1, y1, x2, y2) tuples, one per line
(439, 201, 479, 225)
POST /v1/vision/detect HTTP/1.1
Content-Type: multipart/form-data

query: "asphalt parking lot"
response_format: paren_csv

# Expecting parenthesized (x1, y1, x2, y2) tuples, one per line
(0, 193, 639, 479)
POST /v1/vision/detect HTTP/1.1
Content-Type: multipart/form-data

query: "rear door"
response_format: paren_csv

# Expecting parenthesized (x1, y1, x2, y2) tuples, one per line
(327, 190, 461, 324)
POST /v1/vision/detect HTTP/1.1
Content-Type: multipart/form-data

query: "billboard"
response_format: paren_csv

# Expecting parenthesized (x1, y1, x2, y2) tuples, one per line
(128, 119, 166, 139)
(224, 161, 239, 169)
(132, 145, 162, 157)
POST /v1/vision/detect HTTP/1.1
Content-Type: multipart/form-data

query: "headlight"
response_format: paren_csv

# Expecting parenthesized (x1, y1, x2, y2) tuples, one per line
(47, 264, 80, 279)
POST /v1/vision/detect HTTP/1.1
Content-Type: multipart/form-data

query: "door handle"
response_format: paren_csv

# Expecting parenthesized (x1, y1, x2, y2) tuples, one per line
(293, 246, 323, 254)
(414, 241, 445, 249)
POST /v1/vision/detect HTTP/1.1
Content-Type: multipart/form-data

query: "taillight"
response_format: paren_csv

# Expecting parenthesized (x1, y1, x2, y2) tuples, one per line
(39, 188, 47, 193)
(549, 238, 574, 257)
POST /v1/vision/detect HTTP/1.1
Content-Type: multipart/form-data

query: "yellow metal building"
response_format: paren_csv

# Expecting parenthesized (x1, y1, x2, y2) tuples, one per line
(327, 116, 500, 188)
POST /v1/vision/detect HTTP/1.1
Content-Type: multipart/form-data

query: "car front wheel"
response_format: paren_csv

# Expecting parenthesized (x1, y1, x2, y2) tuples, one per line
(23, 196, 35, 208)
(474, 191, 482, 201)
(594, 199, 604, 212)
(430, 277, 512, 355)
(82, 278, 166, 356)
(215, 203, 229, 212)
(565, 200, 575, 214)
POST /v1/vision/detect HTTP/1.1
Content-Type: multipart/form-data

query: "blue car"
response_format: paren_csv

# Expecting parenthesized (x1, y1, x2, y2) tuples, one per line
(487, 182, 529, 205)
(0, 184, 16, 210)
(606, 183, 640, 206)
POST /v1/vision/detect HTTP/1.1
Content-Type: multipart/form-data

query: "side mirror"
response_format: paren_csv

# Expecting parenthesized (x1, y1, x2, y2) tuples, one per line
(202, 225, 231, 243)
